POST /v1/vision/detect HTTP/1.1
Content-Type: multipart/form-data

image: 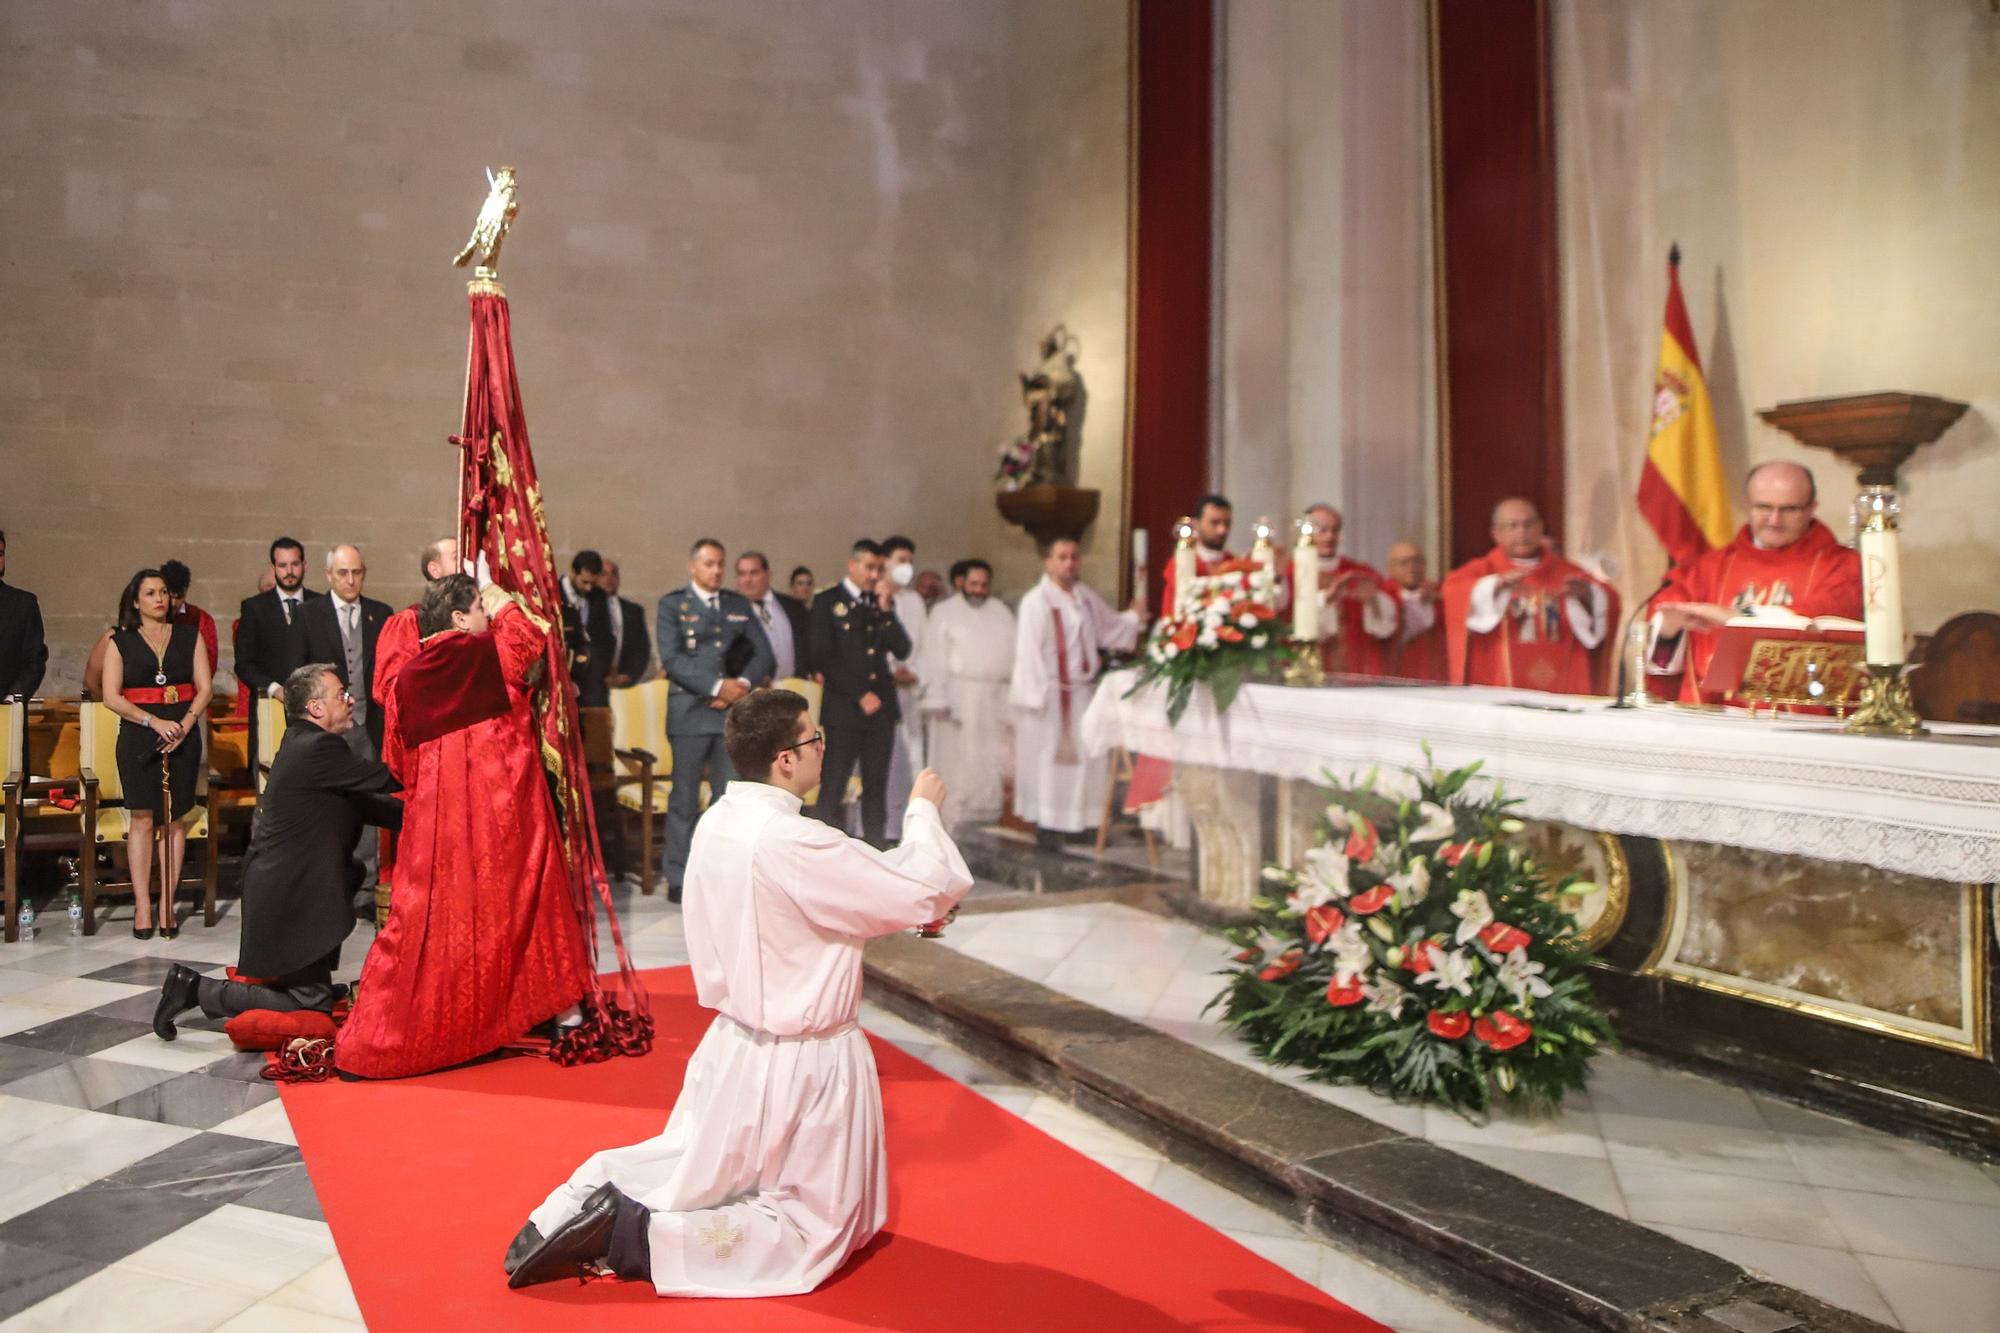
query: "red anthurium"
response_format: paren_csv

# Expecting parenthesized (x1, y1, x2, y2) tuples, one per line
(1217, 626, 1245, 644)
(1405, 941, 1436, 974)
(1245, 602, 1277, 620)
(1233, 947, 1262, 963)
(1257, 948, 1305, 983)
(1474, 1011, 1533, 1051)
(1477, 922, 1532, 954)
(1170, 624, 1199, 652)
(1303, 905, 1346, 944)
(1215, 557, 1259, 576)
(1348, 885, 1395, 916)
(1343, 815, 1380, 863)
(1439, 841, 1479, 866)
(1325, 979, 1366, 1007)
(1426, 1010, 1470, 1040)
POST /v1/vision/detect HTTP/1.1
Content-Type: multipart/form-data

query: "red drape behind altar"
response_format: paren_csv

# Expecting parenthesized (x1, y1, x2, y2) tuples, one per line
(455, 282, 652, 1062)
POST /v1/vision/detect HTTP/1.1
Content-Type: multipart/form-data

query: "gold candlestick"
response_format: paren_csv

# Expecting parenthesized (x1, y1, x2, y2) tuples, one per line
(1844, 662, 1928, 737)
(1283, 638, 1326, 687)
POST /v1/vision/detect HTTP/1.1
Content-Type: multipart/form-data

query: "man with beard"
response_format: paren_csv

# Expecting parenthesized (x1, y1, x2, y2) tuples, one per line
(922, 559, 1015, 829)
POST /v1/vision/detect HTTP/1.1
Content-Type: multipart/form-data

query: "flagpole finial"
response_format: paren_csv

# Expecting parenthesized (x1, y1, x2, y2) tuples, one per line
(1668, 242, 1681, 268)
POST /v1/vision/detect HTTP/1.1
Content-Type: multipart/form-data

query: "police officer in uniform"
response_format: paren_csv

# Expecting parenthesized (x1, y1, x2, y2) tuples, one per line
(809, 538, 911, 848)
(657, 538, 773, 900)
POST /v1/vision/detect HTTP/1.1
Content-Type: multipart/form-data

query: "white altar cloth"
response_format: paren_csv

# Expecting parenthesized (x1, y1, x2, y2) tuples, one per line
(1081, 671, 2000, 884)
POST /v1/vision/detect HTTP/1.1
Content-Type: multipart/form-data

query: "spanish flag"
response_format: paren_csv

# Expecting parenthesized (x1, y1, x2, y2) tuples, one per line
(1635, 246, 1732, 565)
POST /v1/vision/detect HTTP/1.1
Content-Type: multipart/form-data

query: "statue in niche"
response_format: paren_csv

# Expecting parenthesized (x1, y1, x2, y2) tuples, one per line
(996, 324, 1086, 490)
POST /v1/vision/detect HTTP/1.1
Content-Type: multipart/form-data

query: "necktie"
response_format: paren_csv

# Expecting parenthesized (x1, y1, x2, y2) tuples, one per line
(757, 601, 771, 625)
(282, 596, 295, 625)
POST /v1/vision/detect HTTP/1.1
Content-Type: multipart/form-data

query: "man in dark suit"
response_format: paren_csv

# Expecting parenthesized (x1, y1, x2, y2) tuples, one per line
(0, 529, 48, 705)
(302, 544, 393, 897)
(733, 550, 811, 684)
(151, 664, 402, 1037)
(600, 558, 652, 687)
(657, 538, 772, 900)
(810, 539, 911, 847)
(561, 550, 617, 707)
(236, 536, 323, 760)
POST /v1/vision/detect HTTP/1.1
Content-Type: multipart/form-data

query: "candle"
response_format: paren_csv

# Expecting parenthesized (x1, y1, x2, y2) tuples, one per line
(1131, 528, 1149, 606)
(1250, 519, 1276, 604)
(1292, 523, 1318, 642)
(1172, 519, 1197, 616)
(1859, 524, 1905, 664)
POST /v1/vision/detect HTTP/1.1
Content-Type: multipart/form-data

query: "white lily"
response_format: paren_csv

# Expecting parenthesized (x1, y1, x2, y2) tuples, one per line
(1324, 805, 1352, 833)
(1410, 800, 1456, 842)
(1388, 857, 1431, 907)
(1302, 845, 1351, 899)
(1497, 948, 1554, 1005)
(1416, 945, 1477, 998)
(1450, 889, 1494, 945)
(1364, 975, 1409, 1018)
(1329, 921, 1373, 985)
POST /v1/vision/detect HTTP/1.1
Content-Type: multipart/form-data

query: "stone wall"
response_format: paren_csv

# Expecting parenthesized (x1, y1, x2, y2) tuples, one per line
(0, 0, 1131, 689)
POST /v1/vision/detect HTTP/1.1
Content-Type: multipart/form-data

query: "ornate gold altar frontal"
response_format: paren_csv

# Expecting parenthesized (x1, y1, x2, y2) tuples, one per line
(1731, 637, 1867, 716)
(1647, 840, 1989, 1057)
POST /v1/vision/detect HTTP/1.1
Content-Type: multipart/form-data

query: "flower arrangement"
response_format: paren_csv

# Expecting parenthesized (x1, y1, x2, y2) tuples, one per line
(1125, 558, 1289, 723)
(1214, 758, 1613, 1119)
(994, 434, 1038, 490)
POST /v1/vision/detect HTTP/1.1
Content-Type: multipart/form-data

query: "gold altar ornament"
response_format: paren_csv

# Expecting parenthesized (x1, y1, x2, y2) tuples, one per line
(1845, 662, 1929, 737)
(452, 165, 519, 281)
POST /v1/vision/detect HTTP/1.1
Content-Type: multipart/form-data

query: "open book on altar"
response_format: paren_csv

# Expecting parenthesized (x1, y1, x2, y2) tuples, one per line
(1699, 613, 1867, 708)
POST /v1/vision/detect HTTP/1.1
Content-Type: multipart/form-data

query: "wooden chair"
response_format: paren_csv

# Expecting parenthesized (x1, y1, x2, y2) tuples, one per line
(6, 701, 91, 943)
(775, 676, 857, 809)
(77, 702, 218, 934)
(252, 696, 287, 791)
(607, 679, 670, 895)
(1096, 745, 1160, 866)
(1911, 611, 2000, 725)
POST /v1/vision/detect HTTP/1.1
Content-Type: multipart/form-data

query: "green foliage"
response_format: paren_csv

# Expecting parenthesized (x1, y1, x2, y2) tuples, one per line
(1215, 759, 1615, 1121)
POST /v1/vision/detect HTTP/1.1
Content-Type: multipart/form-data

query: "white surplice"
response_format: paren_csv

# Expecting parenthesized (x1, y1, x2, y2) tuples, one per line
(1010, 574, 1141, 832)
(921, 593, 1017, 829)
(527, 782, 971, 1298)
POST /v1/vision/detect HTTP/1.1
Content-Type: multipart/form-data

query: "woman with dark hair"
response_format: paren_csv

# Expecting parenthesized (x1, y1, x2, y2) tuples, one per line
(788, 566, 815, 603)
(101, 568, 213, 938)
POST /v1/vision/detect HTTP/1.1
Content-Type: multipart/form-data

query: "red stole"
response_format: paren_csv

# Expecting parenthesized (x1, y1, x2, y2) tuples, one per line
(1648, 521, 1861, 702)
(395, 629, 513, 749)
(1443, 547, 1619, 695)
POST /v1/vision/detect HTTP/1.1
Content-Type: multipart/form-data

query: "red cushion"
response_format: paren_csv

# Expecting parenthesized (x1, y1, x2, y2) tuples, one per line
(224, 1009, 337, 1050)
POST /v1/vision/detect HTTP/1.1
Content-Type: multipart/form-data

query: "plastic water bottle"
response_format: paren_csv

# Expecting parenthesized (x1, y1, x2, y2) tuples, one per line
(16, 901, 33, 943)
(67, 893, 83, 937)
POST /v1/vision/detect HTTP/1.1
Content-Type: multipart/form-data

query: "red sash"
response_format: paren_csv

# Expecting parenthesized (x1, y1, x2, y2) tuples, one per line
(125, 684, 195, 706)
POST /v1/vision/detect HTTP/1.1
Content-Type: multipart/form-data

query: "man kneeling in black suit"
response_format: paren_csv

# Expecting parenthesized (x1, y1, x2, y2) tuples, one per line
(152, 663, 403, 1038)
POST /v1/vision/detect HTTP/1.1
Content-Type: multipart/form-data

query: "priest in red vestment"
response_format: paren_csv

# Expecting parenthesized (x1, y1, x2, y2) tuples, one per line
(1157, 494, 1238, 617)
(1444, 498, 1619, 695)
(1386, 540, 1448, 682)
(1298, 504, 1399, 676)
(337, 574, 592, 1079)
(372, 537, 458, 780)
(1646, 461, 1861, 701)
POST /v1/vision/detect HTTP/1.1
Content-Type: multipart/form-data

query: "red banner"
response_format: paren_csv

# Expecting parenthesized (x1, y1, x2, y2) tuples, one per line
(455, 284, 651, 1063)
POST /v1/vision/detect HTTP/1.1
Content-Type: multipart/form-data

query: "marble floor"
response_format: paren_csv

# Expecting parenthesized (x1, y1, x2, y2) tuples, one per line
(0, 887, 1499, 1332)
(937, 899, 2000, 1333)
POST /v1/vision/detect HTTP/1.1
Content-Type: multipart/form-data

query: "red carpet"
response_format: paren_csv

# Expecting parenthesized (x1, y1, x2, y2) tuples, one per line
(282, 968, 1384, 1331)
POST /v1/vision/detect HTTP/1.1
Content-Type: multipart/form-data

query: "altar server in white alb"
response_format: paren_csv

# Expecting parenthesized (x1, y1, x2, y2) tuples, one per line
(505, 688, 972, 1296)
(921, 558, 1016, 830)
(1010, 537, 1144, 838)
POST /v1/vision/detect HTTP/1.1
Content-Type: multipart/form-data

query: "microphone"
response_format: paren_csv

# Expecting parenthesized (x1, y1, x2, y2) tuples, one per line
(1609, 571, 1676, 710)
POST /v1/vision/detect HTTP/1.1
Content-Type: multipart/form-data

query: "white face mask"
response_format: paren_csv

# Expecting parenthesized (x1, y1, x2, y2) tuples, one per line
(889, 562, 915, 588)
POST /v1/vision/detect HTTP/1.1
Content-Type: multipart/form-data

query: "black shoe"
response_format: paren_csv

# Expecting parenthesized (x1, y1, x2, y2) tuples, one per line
(507, 1183, 621, 1289)
(502, 1221, 545, 1276)
(152, 964, 202, 1041)
(132, 924, 155, 941)
(666, 884, 682, 904)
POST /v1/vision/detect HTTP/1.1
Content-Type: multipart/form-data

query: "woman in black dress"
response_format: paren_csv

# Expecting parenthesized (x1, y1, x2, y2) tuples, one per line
(101, 568, 212, 938)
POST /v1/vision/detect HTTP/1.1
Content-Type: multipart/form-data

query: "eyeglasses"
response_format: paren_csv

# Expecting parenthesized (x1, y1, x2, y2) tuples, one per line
(778, 730, 825, 755)
(1749, 504, 1812, 518)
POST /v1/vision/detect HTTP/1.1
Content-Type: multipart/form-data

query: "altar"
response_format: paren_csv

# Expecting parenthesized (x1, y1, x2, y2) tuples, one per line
(1082, 672, 2000, 1154)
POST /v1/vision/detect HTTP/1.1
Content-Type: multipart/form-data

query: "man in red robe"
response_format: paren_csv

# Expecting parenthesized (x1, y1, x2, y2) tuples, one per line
(1386, 540, 1448, 682)
(337, 573, 592, 1079)
(1299, 504, 1399, 676)
(1646, 460, 1861, 702)
(1444, 498, 1619, 695)
(1157, 493, 1238, 618)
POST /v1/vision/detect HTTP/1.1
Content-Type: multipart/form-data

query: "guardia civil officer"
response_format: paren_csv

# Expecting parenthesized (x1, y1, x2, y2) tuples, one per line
(809, 539, 911, 848)
(657, 538, 773, 900)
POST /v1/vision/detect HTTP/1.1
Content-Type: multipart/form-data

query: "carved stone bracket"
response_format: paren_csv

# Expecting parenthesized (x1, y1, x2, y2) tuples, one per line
(1757, 391, 1969, 488)
(996, 484, 1101, 546)
(1176, 762, 1261, 909)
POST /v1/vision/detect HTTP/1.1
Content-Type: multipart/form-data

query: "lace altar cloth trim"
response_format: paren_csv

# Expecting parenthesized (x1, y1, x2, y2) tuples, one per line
(1082, 672, 2000, 884)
